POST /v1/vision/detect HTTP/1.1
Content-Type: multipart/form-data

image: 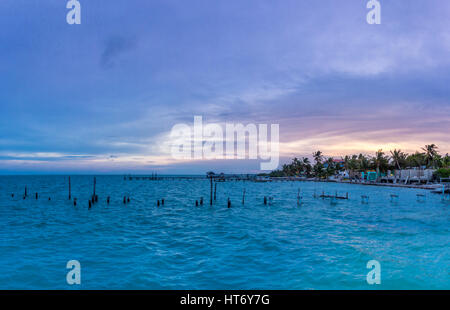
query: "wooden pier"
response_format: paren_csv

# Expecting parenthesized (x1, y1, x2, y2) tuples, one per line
(124, 174, 256, 182)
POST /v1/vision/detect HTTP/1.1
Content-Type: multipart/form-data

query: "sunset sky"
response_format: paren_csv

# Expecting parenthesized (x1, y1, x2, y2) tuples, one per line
(0, 0, 449, 174)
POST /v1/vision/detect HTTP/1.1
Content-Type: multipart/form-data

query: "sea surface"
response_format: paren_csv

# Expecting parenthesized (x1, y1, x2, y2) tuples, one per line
(0, 175, 448, 289)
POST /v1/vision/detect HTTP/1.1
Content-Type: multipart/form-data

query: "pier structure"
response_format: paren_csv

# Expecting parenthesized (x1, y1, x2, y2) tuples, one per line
(124, 174, 256, 182)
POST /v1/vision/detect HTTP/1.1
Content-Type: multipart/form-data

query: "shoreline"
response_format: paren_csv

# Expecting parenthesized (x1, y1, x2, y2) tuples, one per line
(268, 177, 444, 190)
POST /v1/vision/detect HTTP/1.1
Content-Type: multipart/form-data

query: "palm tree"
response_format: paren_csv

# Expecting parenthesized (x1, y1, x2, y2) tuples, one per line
(406, 152, 427, 168)
(282, 164, 292, 176)
(343, 155, 350, 171)
(292, 157, 303, 176)
(441, 153, 450, 168)
(390, 149, 407, 170)
(358, 154, 371, 171)
(325, 157, 336, 178)
(312, 151, 324, 178)
(302, 157, 311, 166)
(421, 144, 439, 168)
(299, 158, 310, 176)
(349, 155, 359, 171)
(372, 150, 389, 181)
(313, 151, 323, 165)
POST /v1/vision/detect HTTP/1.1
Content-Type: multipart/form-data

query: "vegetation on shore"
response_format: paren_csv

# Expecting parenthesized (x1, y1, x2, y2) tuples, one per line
(264, 144, 450, 179)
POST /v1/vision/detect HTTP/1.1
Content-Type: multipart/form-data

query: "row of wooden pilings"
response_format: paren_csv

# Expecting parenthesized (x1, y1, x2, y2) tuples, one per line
(13, 176, 442, 209)
(13, 186, 51, 201)
(13, 176, 344, 209)
(11, 177, 329, 209)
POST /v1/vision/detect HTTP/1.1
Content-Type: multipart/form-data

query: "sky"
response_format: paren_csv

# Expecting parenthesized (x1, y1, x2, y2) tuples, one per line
(0, 0, 449, 174)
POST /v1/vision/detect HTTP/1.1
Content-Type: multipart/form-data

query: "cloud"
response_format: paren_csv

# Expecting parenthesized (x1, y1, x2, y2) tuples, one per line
(1, 0, 449, 173)
(100, 36, 137, 68)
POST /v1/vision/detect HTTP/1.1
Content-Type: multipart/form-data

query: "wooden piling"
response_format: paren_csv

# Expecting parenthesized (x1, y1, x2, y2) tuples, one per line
(200, 197, 204, 206)
(227, 198, 231, 208)
(162, 199, 165, 205)
(417, 194, 426, 202)
(242, 189, 246, 205)
(107, 196, 110, 204)
(210, 176, 213, 205)
(390, 194, 399, 202)
(123, 196, 126, 204)
(264, 196, 267, 205)
(24, 186, 27, 197)
(195, 200, 199, 207)
(157, 200, 160, 206)
(89, 200, 92, 209)
(214, 183, 217, 201)
(35, 192, 38, 200)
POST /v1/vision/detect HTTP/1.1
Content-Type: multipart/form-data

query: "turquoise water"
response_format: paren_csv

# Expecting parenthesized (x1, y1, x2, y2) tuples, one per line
(0, 175, 448, 289)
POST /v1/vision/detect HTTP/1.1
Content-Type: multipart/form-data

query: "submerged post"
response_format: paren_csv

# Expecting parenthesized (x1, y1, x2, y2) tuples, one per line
(227, 198, 231, 208)
(361, 195, 368, 204)
(242, 189, 246, 205)
(210, 176, 213, 205)
(214, 183, 217, 201)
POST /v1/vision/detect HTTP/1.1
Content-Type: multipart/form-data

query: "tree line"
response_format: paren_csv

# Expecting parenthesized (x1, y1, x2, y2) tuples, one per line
(266, 144, 450, 179)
